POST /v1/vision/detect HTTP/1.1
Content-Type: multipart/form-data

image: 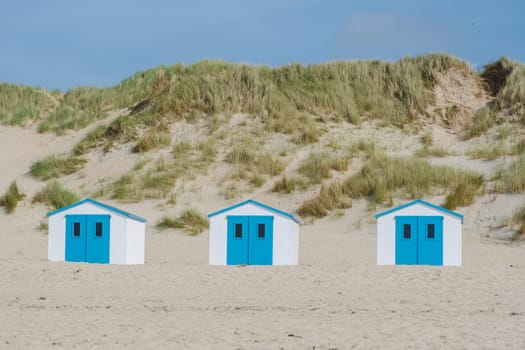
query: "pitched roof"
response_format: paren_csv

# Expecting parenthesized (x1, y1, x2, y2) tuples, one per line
(374, 199, 463, 223)
(47, 198, 147, 223)
(208, 199, 301, 224)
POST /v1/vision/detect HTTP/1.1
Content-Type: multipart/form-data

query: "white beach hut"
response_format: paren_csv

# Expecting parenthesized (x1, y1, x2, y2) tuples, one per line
(375, 199, 463, 266)
(47, 198, 147, 264)
(208, 199, 300, 265)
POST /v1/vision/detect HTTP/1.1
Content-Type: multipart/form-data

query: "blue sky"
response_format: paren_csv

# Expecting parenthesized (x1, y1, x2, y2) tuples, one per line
(1, 0, 524, 91)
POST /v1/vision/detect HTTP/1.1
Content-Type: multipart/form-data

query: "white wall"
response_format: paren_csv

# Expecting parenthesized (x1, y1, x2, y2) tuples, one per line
(125, 218, 146, 264)
(209, 215, 227, 265)
(376, 202, 462, 266)
(109, 214, 127, 264)
(209, 202, 299, 265)
(47, 202, 143, 265)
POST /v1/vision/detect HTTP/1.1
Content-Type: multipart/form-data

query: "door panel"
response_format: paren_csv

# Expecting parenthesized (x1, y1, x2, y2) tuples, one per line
(248, 216, 273, 265)
(417, 216, 443, 266)
(86, 215, 110, 264)
(227, 216, 249, 265)
(65, 215, 87, 262)
(395, 216, 418, 265)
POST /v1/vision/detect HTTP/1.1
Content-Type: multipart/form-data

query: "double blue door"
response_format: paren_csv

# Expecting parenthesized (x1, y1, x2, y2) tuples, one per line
(65, 215, 110, 264)
(395, 216, 443, 265)
(227, 216, 273, 265)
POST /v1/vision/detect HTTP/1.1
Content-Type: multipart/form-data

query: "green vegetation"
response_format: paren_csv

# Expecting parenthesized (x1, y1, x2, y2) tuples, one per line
(30, 155, 87, 180)
(0, 83, 56, 126)
(38, 220, 49, 233)
(111, 156, 179, 202)
(33, 181, 79, 209)
(298, 182, 352, 217)
(467, 139, 525, 160)
(298, 151, 349, 184)
(464, 107, 496, 139)
(65, 54, 470, 152)
(225, 145, 284, 177)
(0, 181, 25, 213)
(299, 153, 484, 217)
(482, 58, 525, 113)
(511, 205, 525, 240)
(272, 176, 307, 193)
(494, 154, 525, 193)
(38, 66, 164, 134)
(421, 131, 434, 147)
(132, 131, 172, 152)
(415, 146, 450, 158)
(157, 209, 209, 235)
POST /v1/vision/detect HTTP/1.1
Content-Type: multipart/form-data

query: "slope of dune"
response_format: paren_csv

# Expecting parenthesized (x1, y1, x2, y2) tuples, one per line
(1, 55, 525, 349)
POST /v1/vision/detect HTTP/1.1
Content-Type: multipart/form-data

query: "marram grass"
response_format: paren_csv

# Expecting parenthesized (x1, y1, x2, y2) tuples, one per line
(299, 153, 484, 217)
(0, 181, 26, 213)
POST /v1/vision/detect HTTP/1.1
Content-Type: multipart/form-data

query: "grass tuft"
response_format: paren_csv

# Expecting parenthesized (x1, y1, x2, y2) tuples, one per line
(33, 181, 79, 209)
(272, 176, 307, 193)
(132, 131, 172, 153)
(157, 209, 209, 235)
(494, 154, 525, 193)
(0, 181, 26, 213)
(464, 107, 496, 139)
(30, 155, 87, 180)
(298, 182, 352, 217)
(415, 146, 450, 158)
(0, 83, 56, 126)
(511, 205, 525, 241)
(298, 151, 349, 184)
(299, 153, 484, 217)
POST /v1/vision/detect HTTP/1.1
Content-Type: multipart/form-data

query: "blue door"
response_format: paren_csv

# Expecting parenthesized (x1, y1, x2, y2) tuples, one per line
(86, 215, 110, 264)
(248, 216, 273, 265)
(227, 216, 249, 265)
(65, 214, 111, 264)
(395, 216, 418, 265)
(65, 215, 87, 262)
(418, 216, 443, 266)
(395, 216, 443, 265)
(227, 215, 273, 265)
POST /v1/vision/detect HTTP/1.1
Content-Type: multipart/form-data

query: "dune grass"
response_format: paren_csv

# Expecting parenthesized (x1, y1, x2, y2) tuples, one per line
(298, 153, 484, 217)
(64, 54, 471, 152)
(38, 67, 164, 134)
(0, 181, 25, 213)
(30, 155, 87, 180)
(157, 209, 209, 235)
(272, 176, 308, 193)
(298, 182, 352, 217)
(110, 156, 180, 202)
(0, 83, 56, 126)
(483, 58, 525, 113)
(494, 154, 525, 193)
(511, 205, 525, 240)
(132, 131, 172, 153)
(225, 145, 284, 177)
(33, 181, 79, 209)
(298, 151, 349, 184)
(421, 130, 434, 147)
(464, 107, 496, 139)
(415, 146, 450, 158)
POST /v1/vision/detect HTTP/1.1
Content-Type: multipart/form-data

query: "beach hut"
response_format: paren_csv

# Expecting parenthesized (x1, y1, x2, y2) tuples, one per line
(47, 198, 147, 264)
(208, 199, 300, 265)
(375, 199, 463, 266)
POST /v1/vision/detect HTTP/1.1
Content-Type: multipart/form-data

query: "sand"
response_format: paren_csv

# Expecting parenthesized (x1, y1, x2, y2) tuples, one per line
(1, 117, 525, 349)
(1, 220, 525, 349)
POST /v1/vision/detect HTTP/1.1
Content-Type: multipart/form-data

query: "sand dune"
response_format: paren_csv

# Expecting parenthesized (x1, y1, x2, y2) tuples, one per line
(1, 114, 525, 349)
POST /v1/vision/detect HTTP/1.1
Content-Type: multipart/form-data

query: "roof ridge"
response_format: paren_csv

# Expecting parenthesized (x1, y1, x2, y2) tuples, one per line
(47, 198, 147, 223)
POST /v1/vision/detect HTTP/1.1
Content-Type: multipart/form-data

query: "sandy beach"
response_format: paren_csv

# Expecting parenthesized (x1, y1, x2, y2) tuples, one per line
(1, 191, 525, 349)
